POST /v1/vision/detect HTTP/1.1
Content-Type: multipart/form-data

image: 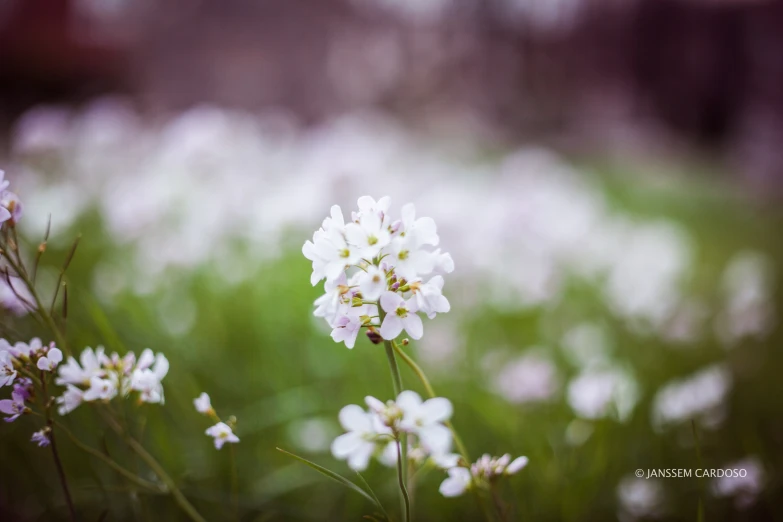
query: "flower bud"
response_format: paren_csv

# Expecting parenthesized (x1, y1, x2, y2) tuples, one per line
(366, 329, 383, 345)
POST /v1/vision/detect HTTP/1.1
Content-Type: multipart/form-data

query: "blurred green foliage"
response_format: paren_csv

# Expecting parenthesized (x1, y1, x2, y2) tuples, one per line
(1, 166, 782, 522)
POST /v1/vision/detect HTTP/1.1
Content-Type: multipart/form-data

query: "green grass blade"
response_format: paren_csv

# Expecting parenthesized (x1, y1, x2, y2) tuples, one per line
(276, 448, 382, 510)
(355, 471, 390, 521)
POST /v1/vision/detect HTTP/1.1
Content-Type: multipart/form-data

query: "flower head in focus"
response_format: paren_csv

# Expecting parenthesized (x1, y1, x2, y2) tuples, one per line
(305, 196, 453, 348)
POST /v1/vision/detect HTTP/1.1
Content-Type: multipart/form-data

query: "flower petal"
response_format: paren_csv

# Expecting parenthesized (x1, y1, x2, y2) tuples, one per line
(338, 404, 371, 432)
(421, 397, 453, 423)
(402, 313, 423, 340)
(506, 456, 529, 475)
(419, 424, 452, 455)
(379, 291, 403, 313)
(380, 315, 403, 340)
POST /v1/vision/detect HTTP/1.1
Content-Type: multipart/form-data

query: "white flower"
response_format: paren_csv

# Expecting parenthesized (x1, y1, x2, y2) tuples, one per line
(399, 203, 439, 248)
(313, 273, 350, 324)
(396, 390, 452, 454)
(356, 196, 391, 220)
(358, 265, 386, 301)
(0, 350, 17, 387)
(345, 209, 391, 259)
(387, 235, 434, 281)
(307, 196, 453, 346)
(331, 404, 390, 471)
(379, 291, 423, 340)
(303, 207, 361, 285)
(205, 421, 240, 450)
(439, 467, 472, 497)
(330, 312, 365, 349)
(56, 385, 84, 415)
(410, 276, 450, 319)
(36, 347, 63, 371)
(130, 350, 169, 404)
(194, 392, 213, 414)
(56, 347, 107, 386)
(83, 375, 118, 402)
(505, 456, 529, 474)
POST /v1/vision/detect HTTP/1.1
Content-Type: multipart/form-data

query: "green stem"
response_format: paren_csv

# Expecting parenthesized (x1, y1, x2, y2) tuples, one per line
(125, 436, 207, 522)
(0, 246, 69, 354)
(99, 409, 207, 522)
(391, 341, 471, 462)
(395, 437, 411, 522)
(51, 419, 163, 492)
(378, 309, 410, 521)
(41, 372, 77, 521)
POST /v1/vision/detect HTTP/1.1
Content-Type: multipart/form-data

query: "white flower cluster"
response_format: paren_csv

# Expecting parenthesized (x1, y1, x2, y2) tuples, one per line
(193, 392, 240, 450)
(55, 347, 170, 415)
(0, 338, 61, 445)
(439, 453, 529, 498)
(304, 196, 453, 348)
(331, 390, 453, 471)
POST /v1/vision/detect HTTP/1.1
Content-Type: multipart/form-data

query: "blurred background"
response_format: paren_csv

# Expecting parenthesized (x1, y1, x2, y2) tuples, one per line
(0, 0, 782, 520)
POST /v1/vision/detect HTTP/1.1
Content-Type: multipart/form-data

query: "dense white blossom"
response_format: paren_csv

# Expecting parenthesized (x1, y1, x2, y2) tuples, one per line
(305, 197, 453, 347)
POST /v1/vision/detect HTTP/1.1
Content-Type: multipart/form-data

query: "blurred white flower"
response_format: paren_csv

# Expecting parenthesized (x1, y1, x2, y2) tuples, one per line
(130, 350, 169, 404)
(56, 347, 107, 386)
(439, 453, 528, 498)
(490, 353, 559, 404)
(83, 376, 118, 402)
(711, 457, 764, 508)
(0, 351, 17, 387)
(617, 476, 665, 520)
(439, 467, 472, 497)
(331, 404, 390, 471)
(194, 392, 213, 415)
(567, 365, 639, 422)
(55, 346, 170, 413)
(56, 385, 84, 415)
(205, 422, 240, 450)
(396, 391, 453, 455)
(715, 252, 775, 347)
(36, 348, 63, 372)
(651, 365, 732, 430)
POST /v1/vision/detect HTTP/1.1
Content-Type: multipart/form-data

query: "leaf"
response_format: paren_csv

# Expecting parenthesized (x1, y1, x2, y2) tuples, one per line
(276, 448, 383, 510)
